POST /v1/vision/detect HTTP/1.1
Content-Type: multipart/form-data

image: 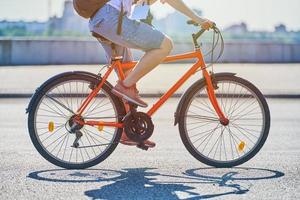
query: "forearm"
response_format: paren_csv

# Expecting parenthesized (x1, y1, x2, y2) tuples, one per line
(162, 0, 206, 23)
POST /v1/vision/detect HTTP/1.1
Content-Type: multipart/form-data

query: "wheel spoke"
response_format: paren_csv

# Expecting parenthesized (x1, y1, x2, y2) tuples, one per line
(45, 94, 75, 114)
(31, 77, 120, 167)
(183, 77, 268, 165)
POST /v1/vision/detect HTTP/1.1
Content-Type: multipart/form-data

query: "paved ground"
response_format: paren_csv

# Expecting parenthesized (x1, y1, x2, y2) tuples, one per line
(0, 98, 299, 199)
(0, 63, 300, 96)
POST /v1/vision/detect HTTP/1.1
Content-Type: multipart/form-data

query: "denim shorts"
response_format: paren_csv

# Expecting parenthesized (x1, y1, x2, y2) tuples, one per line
(89, 4, 165, 52)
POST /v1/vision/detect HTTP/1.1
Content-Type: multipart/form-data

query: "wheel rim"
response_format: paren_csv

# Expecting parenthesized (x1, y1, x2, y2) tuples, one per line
(33, 79, 119, 165)
(184, 79, 266, 164)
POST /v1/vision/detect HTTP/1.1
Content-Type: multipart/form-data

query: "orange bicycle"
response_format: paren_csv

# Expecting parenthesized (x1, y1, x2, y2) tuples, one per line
(27, 23, 270, 169)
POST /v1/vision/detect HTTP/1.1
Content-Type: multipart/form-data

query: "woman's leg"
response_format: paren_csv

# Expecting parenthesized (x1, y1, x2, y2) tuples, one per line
(91, 5, 171, 107)
(98, 39, 155, 147)
(123, 36, 173, 87)
(111, 35, 173, 107)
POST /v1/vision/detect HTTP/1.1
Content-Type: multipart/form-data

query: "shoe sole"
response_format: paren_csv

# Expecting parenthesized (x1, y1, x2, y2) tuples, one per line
(112, 89, 148, 108)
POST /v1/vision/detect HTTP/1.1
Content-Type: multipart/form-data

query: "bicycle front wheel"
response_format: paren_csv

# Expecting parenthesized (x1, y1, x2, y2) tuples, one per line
(178, 74, 270, 167)
(27, 72, 126, 169)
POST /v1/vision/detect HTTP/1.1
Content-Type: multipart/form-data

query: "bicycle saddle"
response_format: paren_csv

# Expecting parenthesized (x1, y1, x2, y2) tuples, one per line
(91, 31, 111, 44)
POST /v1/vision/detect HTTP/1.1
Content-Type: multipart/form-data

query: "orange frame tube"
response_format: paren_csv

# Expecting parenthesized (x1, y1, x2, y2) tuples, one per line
(76, 61, 118, 115)
(77, 50, 228, 127)
(82, 121, 123, 128)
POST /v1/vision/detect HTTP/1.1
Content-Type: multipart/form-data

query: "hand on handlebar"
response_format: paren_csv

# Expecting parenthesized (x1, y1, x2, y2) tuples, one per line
(187, 19, 216, 31)
(200, 19, 215, 31)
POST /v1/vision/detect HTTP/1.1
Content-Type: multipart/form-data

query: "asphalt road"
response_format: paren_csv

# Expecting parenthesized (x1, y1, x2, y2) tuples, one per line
(0, 98, 299, 199)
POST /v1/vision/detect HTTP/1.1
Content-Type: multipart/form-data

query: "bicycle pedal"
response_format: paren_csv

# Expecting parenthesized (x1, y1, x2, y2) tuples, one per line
(136, 143, 149, 151)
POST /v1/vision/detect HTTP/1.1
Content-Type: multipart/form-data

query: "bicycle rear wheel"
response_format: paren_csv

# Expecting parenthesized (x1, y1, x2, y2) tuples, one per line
(178, 74, 270, 167)
(27, 72, 126, 169)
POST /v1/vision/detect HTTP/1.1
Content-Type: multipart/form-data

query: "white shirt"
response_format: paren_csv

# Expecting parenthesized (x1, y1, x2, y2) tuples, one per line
(107, 0, 134, 16)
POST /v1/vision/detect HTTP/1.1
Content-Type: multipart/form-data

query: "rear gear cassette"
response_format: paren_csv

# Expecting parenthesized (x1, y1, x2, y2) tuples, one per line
(123, 112, 154, 143)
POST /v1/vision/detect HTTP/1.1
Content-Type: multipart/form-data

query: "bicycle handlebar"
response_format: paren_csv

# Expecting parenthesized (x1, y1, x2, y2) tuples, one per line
(187, 20, 218, 43)
(187, 19, 216, 28)
(187, 20, 224, 65)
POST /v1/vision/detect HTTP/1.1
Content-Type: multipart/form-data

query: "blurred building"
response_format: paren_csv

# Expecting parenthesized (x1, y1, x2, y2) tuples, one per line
(0, 1, 298, 42)
(0, 20, 47, 34)
(153, 9, 202, 37)
(224, 22, 248, 34)
(275, 24, 287, 33)
(48, 0, 88, 34)
(0, 0, 89, 35)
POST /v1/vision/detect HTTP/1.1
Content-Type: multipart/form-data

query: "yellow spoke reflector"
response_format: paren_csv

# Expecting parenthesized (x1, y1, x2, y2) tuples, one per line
(98, 125, 104, 132)
(238, 141, 245, 152)
(48, 121, 55, 132)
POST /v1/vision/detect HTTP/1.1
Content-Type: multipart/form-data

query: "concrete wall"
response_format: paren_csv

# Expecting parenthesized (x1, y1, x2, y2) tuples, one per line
(0, 38, 300, 65)
(0, 39, 105, 65)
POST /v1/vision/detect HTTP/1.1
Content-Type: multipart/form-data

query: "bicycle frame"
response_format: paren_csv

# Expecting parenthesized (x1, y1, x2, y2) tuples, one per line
(75, 49, 228, 128)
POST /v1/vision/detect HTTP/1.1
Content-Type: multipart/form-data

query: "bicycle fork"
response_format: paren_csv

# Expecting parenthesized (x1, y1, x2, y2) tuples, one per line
(202, 70, 229, 126)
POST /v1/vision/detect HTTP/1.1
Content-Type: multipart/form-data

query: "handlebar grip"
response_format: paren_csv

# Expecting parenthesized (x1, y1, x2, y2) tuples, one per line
(188, 20, 217, 30)
(187, 20, 199, 26)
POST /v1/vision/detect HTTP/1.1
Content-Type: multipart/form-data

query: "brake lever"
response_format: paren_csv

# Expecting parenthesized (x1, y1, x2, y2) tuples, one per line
(212, 26, 220, 34)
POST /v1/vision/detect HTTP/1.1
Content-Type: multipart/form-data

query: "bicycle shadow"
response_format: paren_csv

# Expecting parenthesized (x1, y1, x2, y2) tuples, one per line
(28, 167, 284, 199)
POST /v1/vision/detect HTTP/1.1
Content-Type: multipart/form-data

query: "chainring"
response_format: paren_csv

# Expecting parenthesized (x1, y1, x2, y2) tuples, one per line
(123, 112, 154, 143)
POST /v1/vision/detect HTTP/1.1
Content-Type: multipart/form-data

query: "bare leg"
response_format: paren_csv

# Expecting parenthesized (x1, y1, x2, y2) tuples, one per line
(123, 36, 173, 87)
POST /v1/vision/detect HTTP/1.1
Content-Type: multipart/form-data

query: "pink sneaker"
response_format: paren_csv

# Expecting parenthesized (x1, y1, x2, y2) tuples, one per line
(112, 81, 148, 108)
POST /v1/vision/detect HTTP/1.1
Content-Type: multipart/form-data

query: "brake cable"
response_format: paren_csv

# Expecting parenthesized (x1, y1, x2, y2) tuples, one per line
(211, 29, 216, 72)
(203, 27, 225, 71)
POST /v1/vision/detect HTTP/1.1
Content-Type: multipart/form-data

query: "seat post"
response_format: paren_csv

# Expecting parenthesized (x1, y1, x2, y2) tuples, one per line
(110, 43, 123, 62)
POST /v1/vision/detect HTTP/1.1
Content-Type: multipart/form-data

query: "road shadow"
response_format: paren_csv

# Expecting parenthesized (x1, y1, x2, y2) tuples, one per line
(28, 167, 284, 199)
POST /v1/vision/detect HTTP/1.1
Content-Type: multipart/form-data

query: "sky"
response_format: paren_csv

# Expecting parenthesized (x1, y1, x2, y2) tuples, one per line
(0, 0, 300, 31)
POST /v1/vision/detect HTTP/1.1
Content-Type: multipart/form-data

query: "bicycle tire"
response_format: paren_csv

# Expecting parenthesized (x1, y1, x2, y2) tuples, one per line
(178, 74, 270, 167)
(28, 72, 126, 169)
